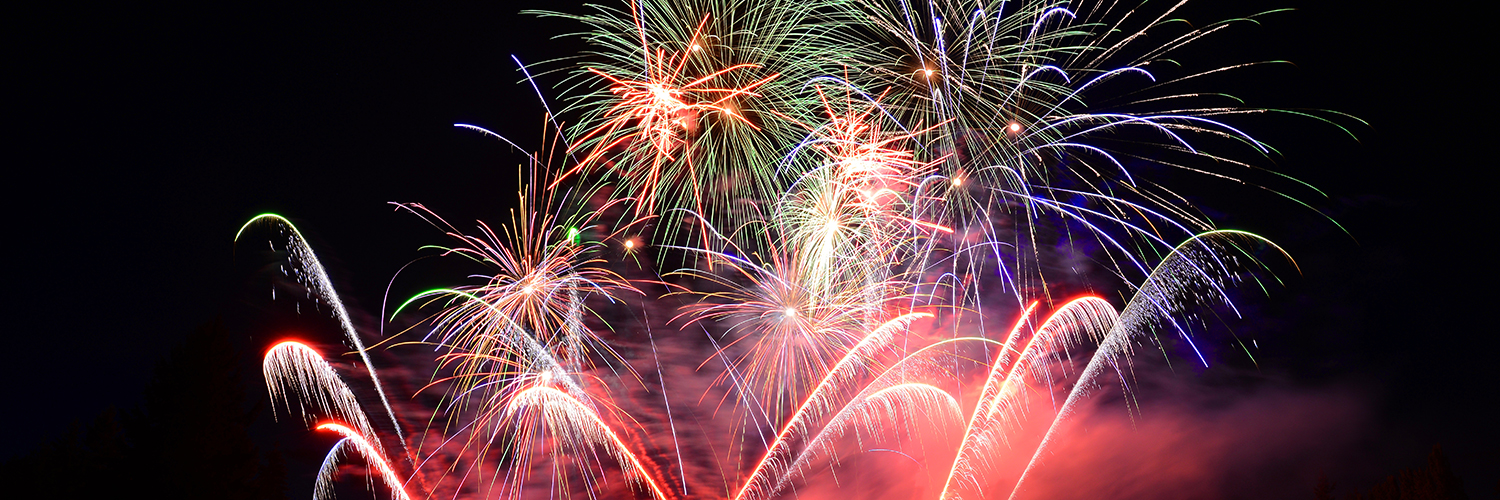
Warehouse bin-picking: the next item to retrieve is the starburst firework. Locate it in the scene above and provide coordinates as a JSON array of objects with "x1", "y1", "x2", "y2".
[{"x1": 236, "y1": 0, "x2": 1349, "y2": 499}]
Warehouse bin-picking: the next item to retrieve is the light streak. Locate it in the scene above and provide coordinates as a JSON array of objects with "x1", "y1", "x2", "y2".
[
  {"x1": 316, "y1": 422, "x2": 411, "y2": 500},
  {"x1": 507, "y1": 385, "x2": 672, "y2": 500},
  {"x1": 246, "y1": 1, "x2": 1338, "y2": 498},
  {"x1": 264, "y1": 340, "x2": 386, "y2": 457}
]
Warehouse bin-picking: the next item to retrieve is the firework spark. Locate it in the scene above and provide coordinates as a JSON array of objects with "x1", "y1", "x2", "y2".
[
  {"x1": 241, "y1": 0, "x2": 1340, "y2": 499},
  {"x1": 317, "y1": 422, "x2": 412, "y2": 500}
]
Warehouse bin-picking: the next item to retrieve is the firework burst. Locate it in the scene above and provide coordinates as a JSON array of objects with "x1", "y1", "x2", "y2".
[{"x1": 238, "y1": 0, "x2": 1345, "y2": 498}]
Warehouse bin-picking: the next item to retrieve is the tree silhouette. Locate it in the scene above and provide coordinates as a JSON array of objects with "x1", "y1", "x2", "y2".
[
  {"x1": 1335, "y1": 444, "x2": 1468, "y2": 500},
  {"x1": 1316, "y1": 472, "x2": 1338, "y2": 500}
]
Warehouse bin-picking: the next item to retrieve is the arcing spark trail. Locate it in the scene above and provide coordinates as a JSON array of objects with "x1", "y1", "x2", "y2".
[{"x1": 238, "y1": 0, "x2": 1345, "y2": 498}]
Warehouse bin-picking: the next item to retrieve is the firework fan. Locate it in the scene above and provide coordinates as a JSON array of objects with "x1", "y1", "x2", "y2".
[{"x1": 236, "y1": 0, "x2": 1349, "y2": 499}]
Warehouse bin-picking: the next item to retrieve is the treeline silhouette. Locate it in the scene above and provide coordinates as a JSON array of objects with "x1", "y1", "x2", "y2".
[
  {"x1": 1314, "y1": 445, "x2": 1477, "y2": 500},
  {"x1": 0, "y1": 320, "x2": 286, "y2": 499}
]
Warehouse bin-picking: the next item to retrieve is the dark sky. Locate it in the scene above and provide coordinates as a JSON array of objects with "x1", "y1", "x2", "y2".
[{"x1": 7, "y1": 0, "x2": 1492, "y2": 497}]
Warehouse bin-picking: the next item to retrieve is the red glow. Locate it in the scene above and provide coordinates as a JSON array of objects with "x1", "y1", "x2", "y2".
[
  {"x1": 316, "y1": 422, "x2": 411, "y2": 500},
  {"x1": 266, "y1": 339, "x2": 313, "y2": 357}
]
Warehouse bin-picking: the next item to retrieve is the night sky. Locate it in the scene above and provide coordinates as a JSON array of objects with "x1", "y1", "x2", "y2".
[{"x1": 7, "y1": 0, "x2": 1493, "y2": 498}]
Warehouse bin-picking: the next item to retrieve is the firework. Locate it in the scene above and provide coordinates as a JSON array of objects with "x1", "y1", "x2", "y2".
[
  {"x1": 317, "y1": 422, "x2": 412, "y2": 500},
  {"x1": 535, "y1": 0, "x2": 818, "y2": 241},
  {"x1": 236, "y1": 214, "x2": 410, "y2": 462},
  {"x1": 238, "y1": 0, "x2": 1340, "y2": 498},
  {"x1": 264, "y1": 340, "x2": 386, "y2": 457}
]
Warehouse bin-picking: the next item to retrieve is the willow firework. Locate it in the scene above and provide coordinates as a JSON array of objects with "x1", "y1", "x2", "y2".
[{"x1": 237, "y1": 0, "x2": 1347, "y2": 498}]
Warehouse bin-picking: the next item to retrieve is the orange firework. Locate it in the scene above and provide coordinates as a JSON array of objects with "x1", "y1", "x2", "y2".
[
  {"x1": 813, "y1": 87, "x2": 940, "y2": 212},
  {"x1": 242, "y1": 0, "x2": 1336, "y2": 496},
  {"x1": 783, "y1": 85, "x2": 954, "y2": 267},
  {"x1": 560, "y1": 2, "x2": 777, "y2": 215}
]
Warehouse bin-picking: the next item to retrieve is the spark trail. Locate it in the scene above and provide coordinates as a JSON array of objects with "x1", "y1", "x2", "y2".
[{"x1": 241, "y1": 0, "x2": 1343, "y2": 498}]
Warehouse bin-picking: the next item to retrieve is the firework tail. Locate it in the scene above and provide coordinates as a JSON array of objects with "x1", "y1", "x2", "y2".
[
  {"x1": 264, "y1": 340, "x2": 387, "y2": 457},
  {"x1": 237, "y1": 214, "x2": 411, "y2": 463},
  {"x1": 314, "y1": 437, "x2": 351, "y2": 500},
  {"x1": 1007, "y1": 231, "x2": 1293, "y2": 499},
  {"x1": 940, "y1": 296, "x2": 1117, "y2": 499},
  {"x1": 505, "y1": 385, "x2": 673, "y2": 500},
  {"x1": 317, "y1": 422, "x2": 413, "y2": 500},
  {"x1": 733, "y1": 311, "x2": 931, "y2": 500},
  {"x1": 772, "y1": 337, "x2": 1006, "y2": 496}
]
